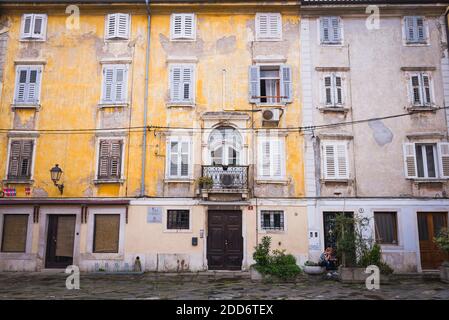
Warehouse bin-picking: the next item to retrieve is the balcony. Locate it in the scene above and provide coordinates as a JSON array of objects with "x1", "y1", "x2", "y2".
[{"x1": 200, "y1": 165, "x2": 249, "y2": 199}]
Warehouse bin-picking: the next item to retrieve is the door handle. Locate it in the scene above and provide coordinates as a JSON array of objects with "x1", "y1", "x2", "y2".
[{"x1": 225, "y1": 240, "x2": 228, "y2": 246}]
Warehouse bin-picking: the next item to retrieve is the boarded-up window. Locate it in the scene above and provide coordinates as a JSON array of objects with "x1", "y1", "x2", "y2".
[
  {"x1": 93, "y1": 214, "x2": 120, "y2": 253},
  {"x1": 167, "y1": 210, "x2": 190, "y2": 229},
  {"x1": 1, "y1": 214, "x2": 28, "y2": 252},
  {"x1": 7, "y1": 140, "x2": 34, "y2": 180},
  {"x1": 374, "y1": 212, "x2": 398, "y2": 245}
]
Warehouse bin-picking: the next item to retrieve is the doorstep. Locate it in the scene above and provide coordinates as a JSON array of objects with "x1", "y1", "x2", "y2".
[{"x1": 391, "y1": 271, "x2": 440, "y2": 281}]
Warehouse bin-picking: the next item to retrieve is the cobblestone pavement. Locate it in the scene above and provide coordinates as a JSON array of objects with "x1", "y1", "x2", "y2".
[{"x1": 0, "y1": 272, "x2": 448, "y2": 300}]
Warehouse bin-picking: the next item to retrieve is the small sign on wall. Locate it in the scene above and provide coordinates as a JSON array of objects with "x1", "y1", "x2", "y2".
[
  {"x1": 308, "y1": 229, "x2": 320, "y2": 250},
  {"x1": 147, "y1": 207, "x2": 162, "y2": 223}
]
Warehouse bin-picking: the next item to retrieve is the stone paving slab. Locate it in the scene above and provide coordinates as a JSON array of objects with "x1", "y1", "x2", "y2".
[{"x1": 0, "y1": 272, "x2": 448, "y2": 300}]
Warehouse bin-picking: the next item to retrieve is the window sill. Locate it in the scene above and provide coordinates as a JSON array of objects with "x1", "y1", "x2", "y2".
[
  {"x1": 2, "y1": 179, "x2": 34, "y2": 185},
  {"x1": 407, "y1": 106, "x2": 438, "y2": 113},
  {"x1": 255, "y1": 38, "x2": 282, "y2": 42},
  {"x1": 321, "y1": 179, "x2": 353, "y2": 184},
  {"x1": 255, "y1": 103, "x2": 286, "y2": 108},
  {"x1": 11, "y1": 104, "x2": 41, "y2": 111},
  {"x1": 256, "y1": 179, "x2": 288, "y2": 185},
  {"x1": 19, "y1": 38, "x2": 46, "y2": 42},
  {"x1": 164, "y1": 178, "x2": 194, "y2": 184},
  {"x1": 259, "y1": 229, "x2": 285, "y2": 234},
  {"x1": 166, "y1": 102, "x2": 196, "y2": 108},
  {"x1": 98, "y1": 103, "x2": 129, "y2": 109},
  {"x1": 409, "y1": 178, "x2": 447, "y2": 184},
  {"x1": 93, "y1": 179, "x2": 125, "y2": 185},
  {"x1": 320, "y1": 42, "x2": 343, "y2": 46},
  {"x1": 404, "y1": 42, "x2": 429, "y2": 47},
  {"x1": 104, "y1": 38, "x2": 130, "y2": 43},
  {"x1": 163, "y1": 229, "x2": 193, "y2": 233},
  {"x1": 318, "y1": 106, "x2": 350, "y2": 113},
  {"x1": 0, "y1": 252, "x2": 35, "y2": 260},
  {"x1": 170, "y1": 38, "x2": 196, "y2": 42}
]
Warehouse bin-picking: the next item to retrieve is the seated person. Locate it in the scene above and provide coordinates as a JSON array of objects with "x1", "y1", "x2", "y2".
[{"x1": 319, "y1": 247, "x2": 337, "y2": 271}]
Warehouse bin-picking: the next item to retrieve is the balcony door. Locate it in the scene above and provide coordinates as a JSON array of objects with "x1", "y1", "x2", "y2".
[{"x1": 208, "y1": 126, "x2": 243, "y2": 166}]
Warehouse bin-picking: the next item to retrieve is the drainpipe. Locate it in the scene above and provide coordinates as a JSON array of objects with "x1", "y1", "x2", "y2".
[{"x1": 140, "y1": 0, "x2": 151, "y2": 197}]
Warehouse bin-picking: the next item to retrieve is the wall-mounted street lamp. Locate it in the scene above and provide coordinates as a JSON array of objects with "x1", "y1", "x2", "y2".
[{"x1": 50, "y1": 164, "x2": 64, "y2": 195}]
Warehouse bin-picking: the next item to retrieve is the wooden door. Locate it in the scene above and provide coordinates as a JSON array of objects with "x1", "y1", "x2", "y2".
[
  {"x1": 207, "y1": 210, "x2": 243, "y2": 270},
  {"x1": 45, "y1": 215, "x2": 76, "y2": 268},
  {"x1": 418, "y1": 212, "x2": 448, "y2": 270}
]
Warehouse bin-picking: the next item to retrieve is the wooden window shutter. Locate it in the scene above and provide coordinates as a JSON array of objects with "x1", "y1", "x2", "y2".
[
  {"x1": 93, "y1": 214, "x2": 120, "y2": 253},
  {"x1": 1, "y1": 215, "x2": 28, "y2": 253},
  {"x1": 8, "y1": 141, "x2": 22, "y2": 179},
  {"x1": 102, "y1": 66, "x2": 114, "y2": 102},
  {"x1": 257, "y1": 14, "x2": 269, "y2": 38},
  {"x1": 272, "y1": 139, "x2": 284, "y2": 177},
  {"x1": 403, "y1": 143, "x2": 417, "y2": 178},
  {"x1": 268, "y1": 14, "x2": 281, "y2": 39},
  {"x1": 324, "y1": 75, "x2": 332, "y2": 105},
  {"x1": 106, "y1": 14, "x2": 117, "y2": 39},
  {"x1": 323, "y1": 143, "x2": 336, "y2": 179},
  {"x1": 405, "y1": 16, "x2": 415, "y2": 42},
  {"x1": 8, "y1": 140, "x2": 33, "y2": 180},
  {"x1": 27, "y1": 68, "x2": 39, "y2": 103},
  {"x1": 169, "y1": 139, "x2": 179, "y2": 177},
  {"x1": 416, "y1": 17, "x2": 425, "y2": 41},
  {"x1": 15, "y1": 68, "x2": 28, "y2": 103},
  {"x1": 180, "y1": 140, "x2": 190, "y2": 177},
  {"x1": 117, "y1": 14, "x2": 130, "y2": 39},
  {"x1": 21, "y1": 14, "x2": 33, "y2": 38},
  {"x1": 98, "y1": 140, "x2": 111, "y2": 178},
  {"x1": 114, "y1": 66, "x2": 128, "y2": 103},
  {"x1": 182, "y1": 66, "x2": 193, "y2": 102},
  {"x1": 183, "y1": 14, "x2": 194, "y2": 39},
  {"x1": 422, "y1": 74, "x2": 431, "y2": 105},
  {"x1": 20, "y1": 140, "x2": 33, "y2": 178},
  {"x1": 110, "y1": 140, "x2": 122, "y2": 178},
  {"x1": 280, "y1": 65, "x2": 292, "y2": 103},
  {"x1": 336, "y1": 143, "x2": 348, "y2": 178},
  {"x1": 410, "y1": 75, "x2": 421, "y2": 105},
  {"x1": 33, "y1": 14, "x2": 46, "y2": 39},
  {"x1": 170, "y1": 66, "x2": 181, "y2": 102},
  {"x1": 334, "y1": 75, "x2": 343, "y2": 105},
  {"x1": 320, "y1": 17, "x2": 330, "y2": 43},
  {"x1": 331, "y1": 17, "x2": 340, "y2": 43},
  {"x1": 249, "y1": 66, "x2": 260, "y2": 103},
  {"x1": 262, "y1": 140, "x2": 271, "y2": 176},
  {"x1": 172, "y1": 14, "x2": 183, "y2": 38},
  {"x1": 438, "y1": 143, "x2": 449, "y2": 178}
]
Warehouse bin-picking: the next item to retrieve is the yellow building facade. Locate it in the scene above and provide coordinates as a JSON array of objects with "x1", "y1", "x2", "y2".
[{"x1": 0, "y1": 1, "x2": 307, "y2": 272}]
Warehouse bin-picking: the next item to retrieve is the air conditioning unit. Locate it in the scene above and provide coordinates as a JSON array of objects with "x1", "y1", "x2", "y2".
[{"x1": 262, "y1": 108, "x2": 281, "y2": 122}]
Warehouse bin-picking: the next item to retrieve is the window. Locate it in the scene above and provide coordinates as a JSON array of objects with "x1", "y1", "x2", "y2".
[
  {"x1": 255, "y1": 13, "x2": 282, "y2": 40},
  {"x1": 208, "y1": 126, "x2": 243, "y2": 166},
  {"x1": 403, "y1": 142, "x2": 449, "y2": 179},
  {"x1": 14, "y1": 65, "x2": 42, "y2": 105},
  {"x1": 258, "y1": 136, "x2": 285, "y2": 179},
  {"x1": 169, "y1": 64, "x2": 194, "y2": 103},
  {"x1": 7, "y1": 140, "x2": 34, "y2": 180},
  {"x1": 249, "y1": 65, "x2": 292, "y2": 104},
  {"x1": 101, "y1": 65, "x2": 128, "y2": 104},
  {"x1": 93, "y1": 214, "x2": 120, "y2": 253},
  {"x1": 166, "y1": 136, "x2": 192, "y2": 179},
  {"x1": 404, "y1": 16, "x2": 427, "y2": 44},
  {"x1": 409, "y1": 73, "x2": 432, "y2": 107},
  {"x1": 322, "y1": 141, "x2": 349, "y2": 180},
  {"x1": 323, "y1": 73, "x2": 344, "y2": 106},
  {"x1": 261, "y1": 210, "x2": 284, "y2": 231},
  {"x1": 167, "y1": 210, "x2": 190, "y2": 230},
  {"x1": 171, "y1": 13, "x2": 195, "y2": 40},
  {"x1": 320, "y1": 16, "x2": 342, "y2": 44},
  {"x1": 97, "y1": 139, "x2": 123, "y2": 180},
  {"x1": 1, "y1": 215, "x2": 28, "y2": 252},
  {"x1": 20, "y1": 14, "x2": 47, "y2": 40},
  {"x1": 105, "y1": 13, "x2": 130, "y2": 40},
  {"x1": 374, "y1": 212, "x2": 398, "y2": 245}
]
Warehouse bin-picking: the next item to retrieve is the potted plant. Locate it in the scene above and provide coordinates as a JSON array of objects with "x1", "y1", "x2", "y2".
[
  {"x1": 336, "y1": 214, "x2": 393, "y2": 284},
  {"x1": 197, "y1": 176, "x2": 213, "y2": 189},
  {"x1": 434, "y1": 228, "x2": 449, "y2": 284},
  {"x1": 303, "y1": 260, "x2": 325, "y2": 275},
  {"x1": 251, "y1": 236, "x2": 302, "y2": 281}
]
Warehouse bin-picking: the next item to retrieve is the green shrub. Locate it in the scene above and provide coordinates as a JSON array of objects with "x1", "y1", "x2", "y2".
[
  {"x1": 434, "y1": 228, "x2": 449, "y2": 256},
  {"x1": 252, "y1": 236, "x2": 301, "y2": 280},
  {"x1": 358, "y1": 243, "x2": 394, "y2": 275}
]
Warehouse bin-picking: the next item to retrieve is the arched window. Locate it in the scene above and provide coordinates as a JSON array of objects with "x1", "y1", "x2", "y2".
[{"x1": 208, "y1": 126, "x2": 243, "y2": 166}]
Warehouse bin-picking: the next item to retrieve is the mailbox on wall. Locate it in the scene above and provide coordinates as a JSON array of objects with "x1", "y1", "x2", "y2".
[{"x1": 192, "y1": 237, "x2": 198, "y2": 246}]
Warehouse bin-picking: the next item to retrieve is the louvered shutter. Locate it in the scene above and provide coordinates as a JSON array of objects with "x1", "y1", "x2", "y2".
[
  {"x1": 180, "y1": 140, "x2": 189, "y2": 177},
  {"x1": 321, "y1": 17, "x2": 330, "y2": 43},
  {"x1": 416, "y1": 17, "x2": 424, "y2": 42},
  {"x1": 249, "y1": 66, "x2": 260, "y2": 103},
  {"x1": 15, "y1": 68, "x2": 28, "y2": 103},
  {"x1": 269, "y1": 14, "x2": 281, "y2": 39},
  {"x1": 272, "y1": 139, "x2": 284, "y2": 177},
  {"x1": 170, "y1": 66, "x2": 181, "y2": 102},
  {"x1": 257, "y1": 14, "x2": 269, "y2": 39},
  {"x1": 438, "y1": 143, "x2": 449, "y2": 178},
  {"x1": 331, "y1": 17, "x2": 340, "y2": 43},
  {"x1": 183, "y1": 14, "x2": 194, "y2": 39},
  {"x1": 336, "y1": 143, "x2": 348, "y2": 178},
  {"x1": 324, "y1": 76, "x2": 332, "y2": 105},
  {"x1": 280, "y1": 65, "x2": 292, "y2": 103},
  {"x1": 405, "y1": 16, "x2": 415, "y2": 42},
  {"x1": 8, "y1": 141, "x2": 22, "y2": 179},
  {"x1": 182, "y1": 66, "x2": 193, "y2": 102},
  {"x1": 106, "y1": 14, "x2": 117, "y2": 39},
  {"x1": 27, "y1": 68, "x2": 39, "y2": 103},
  {"x1": 261, "y1": 140, "x2": 271, "y2": 176},
  {"x1": 22, "y1": 14, "x2": 33, "y2": 38},
  {"x1": 172, "y1": 14, "x2": 183, "y2": 39},
  {"x1": 403, "y1": 143, "x2": 417, "y2": 178},
  {"x1": 20, "y1": 140, "x2": 33, "y2": 178},
  {"x1": 323, "y1": 143, "x2": 336, "y2": 179},
  {"x1": 117, "y1": 14, "x2": 129, "y2": 39},
  {"x1": 335, "y1": 76, "x2": 343, "y2": 105},
  {"x1": 410, "y1": 75, "x2": 421, "y2": 105},
  {"x1": 98, "y1": 140, "x2": 111, "y2": 178},
  {"x1": 114, "y1": 66, "x2": 127, "y2": 102},
  {"x1": 422, "y1": 74, "x2": 431, "y2": 106},
  {"x1": 169, "y1": 140, "x2": 179, "y2": 177},
  {"x1": 110, "y1": 140, "x2": 122, "y2": 178}
]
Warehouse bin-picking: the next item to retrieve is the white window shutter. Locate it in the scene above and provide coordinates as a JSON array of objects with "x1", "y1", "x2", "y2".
[
  {"x1": 172, "y1": 14, "x2": 183, "y2": 39},
  {"x1": 114, "y1": 66, "x2": 127, "y2": 102},
  {"x1": 405, "y1": 16, "x2": 415, "y2": 42},
  {"x1": 103, "y1": 66, "x2": 114, "y2": 102},
  {"x1": 183, "y1": 14, "x2": 194, "y2": 39},
  {"x1": 15, "y1": 67, "x2": 28, "y2": 103},
  {"x1": 106, "y1": 14, "x2": 117, "y2": 39},
  {"x1": 26, "y1": 68, "x2": 40, "y2": 103},
  {"x1": 334, "y1": 76, "x2": 343, "y2": 105},
  {"x1": 117, "y1": 14, "x2": 130, "y2": 39},
  {"x1": 249, "y1": 66, "x2": 260, "y2": 103},
  {"x1": 403, "y1": 143, "x2": 417, "y2": 178},
  {"x1": 33, "y1": 14, "x2": 47, "y2": 39},
  {"x1": 323, "y1": 143, "x2": 336, "y2": 179},
  {"x1": 257, "y1": 14, "x2": 269, "y2": 39},
  {"x1": 182, "y1": 66, "x2": 193, "y2": 102},
  {"x1": 324, "y1": 75, "x2": 332, "y2": 105},
  {"x1": 180, "y1": 140, "x2": 190, "y2": 177},
  {"x1": 280, "y1": 65, "x2": 292, "y2": 103},
  {"x1": 422, "y1": 74, "x2": 431, "y2": 106},
  {"x1": 416, "y1": 17, "x2": 425, "y2": 42},
  {"x1": 336, "y1": 143, "x2": 348, "y2": 178},
  {"x1": 410, "y1": 75, "x2": 421, "y2": 105},
  {"x1": 331, "y1": 17, "x2": 340, "y2": 43},
  {"x1": 438, "y1": 143, "x2": 449, "y2": 178},
  {"x1": 169, "y1": 139, "x2": 179, "y2": 177},
  {"x1": 170, "y1": 66, "x2": 181, "y2": 102},
  {"x1": 21, "y1": 14, "x2": 33, "y2": 38},
  {"x1": 269, "y1": 14, "x2": 281, "y2": 39},
  {"x1": 320, "y1": 17, "x2": 330, "y2": 43},
  {"x1": 262, "y1": 140, "x2": 271, "y2": 176}
]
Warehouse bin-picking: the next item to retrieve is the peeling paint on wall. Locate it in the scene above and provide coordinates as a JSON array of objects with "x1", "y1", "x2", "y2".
[{"x1": 368, "y1": 120, "x2": 393, "y2": 146}]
